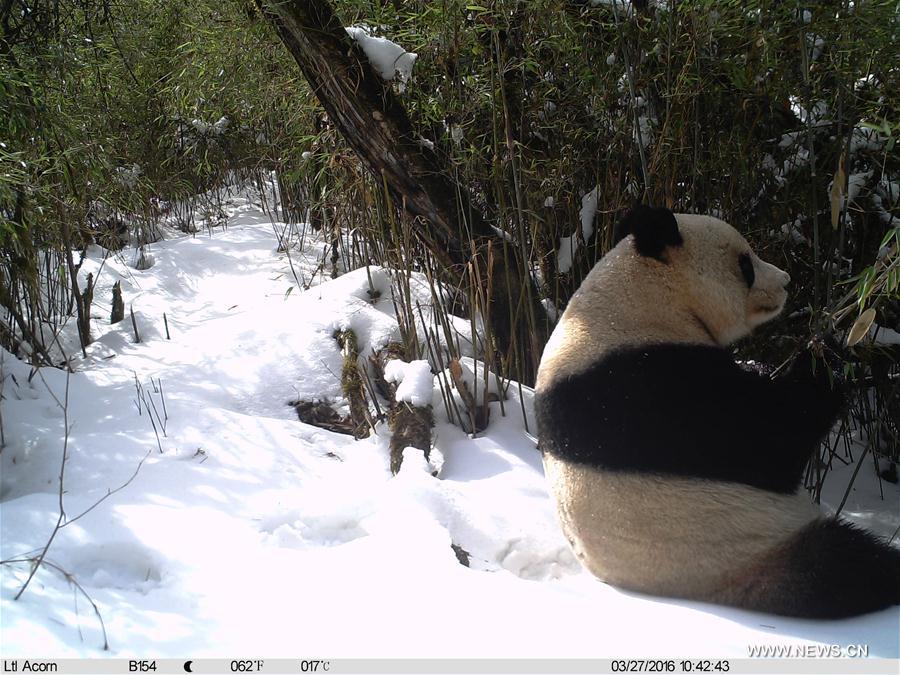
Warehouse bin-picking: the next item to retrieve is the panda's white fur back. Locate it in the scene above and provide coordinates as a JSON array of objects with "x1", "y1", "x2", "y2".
[{"x1": 535, "y1": 206, "x2": 900, "y2": 618}]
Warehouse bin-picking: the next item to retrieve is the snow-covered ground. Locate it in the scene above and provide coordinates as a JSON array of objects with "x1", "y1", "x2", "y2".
[{"x1": 1, "y1": 188, "x2": 898, "y2": 659}]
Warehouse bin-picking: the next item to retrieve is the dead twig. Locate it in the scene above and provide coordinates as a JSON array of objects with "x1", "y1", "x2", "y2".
[
  {"x1": 14, "y1": 371, "x2": 71, "y2": 600},
  {"x1": 2, "y1": 556, "x2": 109, "y2": 650}
]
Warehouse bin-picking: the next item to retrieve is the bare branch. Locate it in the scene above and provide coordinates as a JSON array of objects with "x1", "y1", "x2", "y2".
[{"x1": 14, "y1": 370, "x2": 71, "y2": 600}]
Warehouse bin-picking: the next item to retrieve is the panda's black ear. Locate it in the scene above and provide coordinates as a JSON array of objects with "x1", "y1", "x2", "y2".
[{"x1": 614, "y1": 205, "x2": 683, "y2": 261}]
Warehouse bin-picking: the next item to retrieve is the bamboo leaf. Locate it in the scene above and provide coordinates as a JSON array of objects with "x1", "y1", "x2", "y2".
[
  {"x1": 847, "y1": 307, "x2": 876, "y2": 347},
  {"x1": 879, "y1": 227, "x2": 899, "y2": 249},
  {"x1": 887, "y1": 267, "x2": 899, "y2": 295},
  {"x1": 830, "y1": 153, "x2": 846, "y2": 231},
  {"x1": 856, "y1": 266, "x2": 876, "y2": 307}
]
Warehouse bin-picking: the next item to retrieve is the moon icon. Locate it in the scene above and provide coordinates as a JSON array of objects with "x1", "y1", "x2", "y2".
[{"x1": 184, "y1": 661, "x2": 194, "y2": 673}]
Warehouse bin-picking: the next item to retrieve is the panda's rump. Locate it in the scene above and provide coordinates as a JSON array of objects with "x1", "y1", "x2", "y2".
[{"x1": 542, "y1": 456, "x2": 818, "y2": 600}]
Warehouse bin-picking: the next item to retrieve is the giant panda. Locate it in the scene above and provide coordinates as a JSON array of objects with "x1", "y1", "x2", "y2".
[{"x1": 534, "y1": 205, "x2": 900, "y2": 618}]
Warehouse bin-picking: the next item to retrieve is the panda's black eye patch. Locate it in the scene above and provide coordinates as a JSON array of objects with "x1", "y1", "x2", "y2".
[{"x1": 739, "y1": 253, "x2": 755, "y2": 288}]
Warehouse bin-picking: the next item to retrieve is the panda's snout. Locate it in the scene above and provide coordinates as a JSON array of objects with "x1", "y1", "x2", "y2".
[
  {"x1": 751, "y1": 263, "x2": 791, "y2": 319},
  {"x1": 760, "y1": 261, "x2": 790, "y2": 289}
]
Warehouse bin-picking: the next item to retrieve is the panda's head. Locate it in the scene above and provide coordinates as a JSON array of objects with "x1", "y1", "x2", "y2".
[{"x1": 614, "y1": 206, "x2": 791, "y2": 345}]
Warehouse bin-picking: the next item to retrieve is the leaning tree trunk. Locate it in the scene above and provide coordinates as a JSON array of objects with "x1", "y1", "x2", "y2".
[{"x1": 257, "y1": 0, "x2": 548, "y2": 382}]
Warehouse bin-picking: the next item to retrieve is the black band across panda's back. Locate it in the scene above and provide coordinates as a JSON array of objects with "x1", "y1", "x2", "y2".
[{"x1": 535, "y1": 344, "x2": 841, "y2": 494}]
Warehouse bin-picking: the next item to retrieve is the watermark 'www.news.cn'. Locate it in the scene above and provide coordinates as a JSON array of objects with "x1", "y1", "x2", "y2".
[{"x1": 748, "y1": 644, "x2": 870, "y2": 658}]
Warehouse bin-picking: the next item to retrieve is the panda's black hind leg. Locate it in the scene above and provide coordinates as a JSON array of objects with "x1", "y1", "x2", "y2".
[{"x1": 729, "y1": 518, "x2": 900, "y2": 619}]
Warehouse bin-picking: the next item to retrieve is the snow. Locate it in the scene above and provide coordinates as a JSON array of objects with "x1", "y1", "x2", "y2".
[
  {"x1": 877, "y1": 178, "x2": 899, "y2": 207},
  {"x1": 590, "y1": 0, "x2": 634, "y2": 17},
  {"x1": 557, "y1": 187, "x2": 600, "y2": 274},
  {"x1": 827, "y1": 170, "x2": 872, "y2": 215},
  {"x1": 345, "y1": 26, "x2": 417, "y2": 92},
  {"x1": 762, "y1": 117, "x2": 891, "y2": 217},
  {"x1": 384, "y1": 359, "x2": 434, "y2": 407},
  {"x1": 780, "y1": 219, "x2": 811, "y2": 246},
  {"x1": 873, "y1": 177, "x2": 899, "y2": 225},
  {"x1": 872, "y1": 325, "x2": 900, "y2": 345},
  {"x1": 579, "y1": 186, "x2": 599, "y2": 243},
  {"x1": 808, "y1": 35, "x2": 825, "y2": 62},
  {"x1": 846, "y1": 171, "x2": 871, "y2": 203},
  {"x1": 557, "y1": 234, "x2": 577, "y2": 274},
  {"x1": 789, "y1": 97, "x2": 828, "y2": 125},
  {"x1": 190, "y1": 116, "x2": 228, "y2": 136},
  {"x1": 113, "y1": 164, "x2": 142, "y2": 188},
  {"x1": 634, "y1": 112, "x2": 655, "y2": 150},
  {"x1": 851, "y1": 125, "x2": 884, "y2": 153},
  {"x1": 2, "y1": 185, "x2": 899, "y2": 660}
]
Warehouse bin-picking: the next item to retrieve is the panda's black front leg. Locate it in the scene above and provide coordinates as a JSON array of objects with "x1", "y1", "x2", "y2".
[
  {"x1": 779, "y1": 341, "x2": 845, "y2": 445},
  {"x1": 758, "y1": 345, "x2": 845, "y2": 489}
]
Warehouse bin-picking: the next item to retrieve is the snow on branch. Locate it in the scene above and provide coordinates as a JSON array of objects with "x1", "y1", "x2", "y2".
[{"x1": 345, "y1": 26, "x2": 417, "y2": 92}]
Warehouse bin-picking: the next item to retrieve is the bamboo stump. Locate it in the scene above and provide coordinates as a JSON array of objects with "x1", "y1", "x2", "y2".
[{"x1": 371, "y1": 342, "x2": 434, "y2": 475}]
